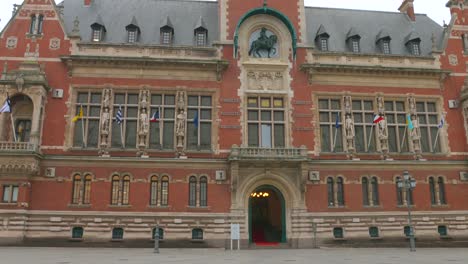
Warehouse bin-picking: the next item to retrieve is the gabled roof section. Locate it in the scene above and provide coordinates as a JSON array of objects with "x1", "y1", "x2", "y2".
[
  {"x1": 127, "y1": 16, "x2": 139, "y2": 28},
  {"x1": 91, "y1": 14, "x2": 106, "y2": 30},
  {"x1": 405, "y1": 31, "x2": 421, "y2": 43},
  {"x1": 194, "y1": 16, "x2": 207, "y2": 31},
  {"x1": 346, "y1": 27, "x2": 361, "y2": 40},
  {"x1": 63, "y1": 0, "x2": 219, "y2": 45},
  {"x1": 161, "y1": 16, "x2": 174, "y2": 29},
  {"x1": 305, "y1": 7, "x2": 444, "y2": 56},
  {"x1": 315, "y1": 24, "x2": 329, "y2": 38},
  {"x1": 376, "y1": 29, "x2": 391, "y2": 42}
]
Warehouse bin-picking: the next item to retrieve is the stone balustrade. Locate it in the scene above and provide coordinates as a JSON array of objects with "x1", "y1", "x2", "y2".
[
  {"x1": 229, "y1": 145, "x2": 308, "y2": 161},
  {"x1": 0, "y1": 141, "x2": 38, "y2": 152}
]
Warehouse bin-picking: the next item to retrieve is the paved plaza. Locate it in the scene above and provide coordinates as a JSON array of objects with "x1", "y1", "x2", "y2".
[{"x1": 0, "y1": 247, "x2": 467, "y2": 264}]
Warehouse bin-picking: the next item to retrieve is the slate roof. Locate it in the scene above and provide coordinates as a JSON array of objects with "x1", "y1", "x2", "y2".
[
  {"x1": 61, "y1": 0, "x2": 444, "y2": 55},
  {"x1": 305, "y1": 7, "x2": 444, "y2": 56},
  {"x1": 62, "y1": 0, "x2": 219, "y2": 45}
]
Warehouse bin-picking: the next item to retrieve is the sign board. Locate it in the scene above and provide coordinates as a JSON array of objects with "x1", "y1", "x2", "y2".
[{"x1": 230, "y1": 223, "x2": 240, "y2": 240}]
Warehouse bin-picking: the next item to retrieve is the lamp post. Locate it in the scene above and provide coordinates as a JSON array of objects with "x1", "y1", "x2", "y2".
[{"x1": 397, "y1": 170, "x2": 417, "y2": 252}]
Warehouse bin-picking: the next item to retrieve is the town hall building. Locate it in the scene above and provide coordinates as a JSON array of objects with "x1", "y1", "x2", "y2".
[{"x1": 0, "y1": 0, "x2": 467, "y2": 248}]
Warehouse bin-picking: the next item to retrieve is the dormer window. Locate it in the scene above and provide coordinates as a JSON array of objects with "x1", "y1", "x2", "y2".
[
  {"x1": 160, "y1": 26, "x2": 174, "y2": 45},
  {"x1": 126, "y1": 25, "x2": 140, "y2": 43},
  {"x1": 351, "y1": 38, "x2": 360, "y2": 53},
  {"x1": 346, "y1": 28, "x2": 361, "y2": 53},
  {"x1": 405, "y1": 32, "x2": 421, "y2": 56},
  {"x1": 195, "y1": 28, "x2": 207, "y2": 47},
  {"x1": 410, "y1": 41, "x2": 420, "y2": 55},
  {"x1": 377, "y1": 38, "x2": 391, "y2": 55},
  {"x1": 91, "y1": 23, "x2": 105, "y2": 42},
  {"x1": 315, "y1": 25, "x2": 330, "y2": 52}
]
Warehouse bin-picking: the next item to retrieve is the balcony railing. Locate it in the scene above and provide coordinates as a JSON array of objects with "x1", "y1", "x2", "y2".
[
  {"x1": 0, "y1": 141, "x2": 38, "y2": 152},
  {"x1": 229, "y1": 145, "x2": 308, "y2": 161}
]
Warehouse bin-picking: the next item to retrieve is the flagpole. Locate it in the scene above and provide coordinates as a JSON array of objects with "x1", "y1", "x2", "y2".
[
  {"x1": 367, "y1": 124, "x2": 374, "y2": 152},
  {"x1": 10, "y1": 112, "x2": 17, "y2": 142},
  {"x1": 432, "y1": 129, "x2": 441, "y2": 153},
  {"x1": 158, "y1": 106, "x2": 162, "y2": 148},
  {"x1": 332, "y1": 126, "x2": 338, "y2": 152},
  {"x1": 120, "y1": 123, "x2": 125, "y2": 149},
  {"x1": 400, "y1": 127, "x2": 407, "y2": 151},
  {"x1": 81, "y1": 110, "x2": 86, "y2": 148}
]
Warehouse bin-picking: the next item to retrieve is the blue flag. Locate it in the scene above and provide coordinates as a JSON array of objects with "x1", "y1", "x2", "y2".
[
  {"x1": 335, "y1": 112, "x2": 341, "y2": 129},
  {"x1": 193, "y1": 111, "x2": 199, "y2": 128},
  {"x1": 115, "y1": 105, "x2": 123, "y2": 124}
]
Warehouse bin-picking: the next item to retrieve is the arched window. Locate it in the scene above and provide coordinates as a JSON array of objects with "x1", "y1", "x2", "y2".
[
  {"x1": 37, "y1": 15, "x2": 44, "y2": 34},
  {"x1": 72, "y1": 175, "x2": 82, "y2": 204},
  {"x1": 327, "y1": 177, "x2": 334, "y2": 206},
  {"x1": 150, "y1": 176, "x2": 158, "y2": 205},
  {"x1": 396, "y1": 177, "x2": 403, "y2": 206},
  {"x1": 189, "y1": 176, "x2": 197, "y2": 206},
  {"x1": 192, "y1": 228, "x2": 203, "y2": 240},
  {"x1": 122, "y1": 175, "x2": 130, "y2": 205},
  {"x1": 83, "y1": 175, "x2": 92, "y2": 204},
  {"x1": 112, "y1": 227, "x2": 124, "y2": 240},
  {"x1": 371, "y1": 177, "x2": 379, "y2": 205},
  {"x1": 111, "y1": 175, "x2": 120, "y2": 205},
  {"x1": 337, "y1": 177, "x2": 345, "y2": 206},
  {"x1": 362, "y1": 177, "x2": 369, "y2": 206},
  {"x1": 438, "y1": 177, "x2": 446, "y2": 205},
  {"x1": 429, "y1": 177, "x2": 436, "y2": 205},
  {"x1": 160, "y1": 176, "x2": 169, "y2": 206},
  {"x1": 199, "y1": 176, "x2": 207, "y2": 207},
  {"x1": 29, "y1": 15, "x2": 36, "y2": 34},
  {"x1": 72, "y1": 227, "x2": 84, "y2": 239}
]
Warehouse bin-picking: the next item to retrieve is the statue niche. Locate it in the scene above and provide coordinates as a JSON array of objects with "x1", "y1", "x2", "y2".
[{"x1": 248, "y1": 27, "x2": 278, "y2": 58}]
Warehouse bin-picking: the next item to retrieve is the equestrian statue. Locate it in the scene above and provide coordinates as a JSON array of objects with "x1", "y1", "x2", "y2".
[{"x1": 248, "y1": 27, "x2": 278, "y2": 58}]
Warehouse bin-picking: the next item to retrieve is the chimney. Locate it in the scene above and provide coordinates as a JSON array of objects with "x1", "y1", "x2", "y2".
[
  {"x1": 84, "y1": 0, "x2": 92, "y2": 6},
  {"x1": 399, "y1": 0, "x2": 415, "y2": 21}
]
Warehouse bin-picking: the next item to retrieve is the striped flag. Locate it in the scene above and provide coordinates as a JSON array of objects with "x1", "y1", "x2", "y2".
[
  {"x1": 115, "y1": 105, "x2": 123, "y2": 124},
  {"x1": 0, "y1": 95, "x2": 11, "y2": 113},
  {"x1": 373, "y1": 114, "x2": 384, "y2": 124}
]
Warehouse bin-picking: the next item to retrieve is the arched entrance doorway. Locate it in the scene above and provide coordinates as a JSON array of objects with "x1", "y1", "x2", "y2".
[{"x1": 249, "y1": 185, "x2": 286, "y2": 244}]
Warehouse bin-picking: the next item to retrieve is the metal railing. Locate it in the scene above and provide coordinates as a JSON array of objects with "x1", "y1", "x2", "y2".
[
  {"x1": 229, "y1": 145, "x2": 308, "y2": 161},
  {"x1": 0, "y1": 141, "x2": 38, "y2": 152}
]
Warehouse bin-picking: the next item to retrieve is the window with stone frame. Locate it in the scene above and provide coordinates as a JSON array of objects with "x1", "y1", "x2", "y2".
[
  {"x1": 149, "y1": 175, "x2": 169, "y2": 206},
  {"x1": 2, "y1": 185, "x2": 19, "y2": 203},
  {"x1": 429, "y1": 176, "x2": 447, "y2": 205},
  {"x1": 352, "y1": 99, "x2": 375, "y2": 152},
  {"x1": 149, "y1": 94, "x2": 176, "y2": 150},
  {"x1": 319, "y1": 99, "x2": 343, "y2": 152},
  {"x1": 247, "y1": 96, "x2": 285, "y2": 148},
  {"x1": 71, "y1": 174, "x2": 92, "y2": 205},
  {"x1": 384, "y1": 100, "x2": 409, "y2": 153},
  {"x1": 111, "y1": 93, "x2": 139, "y2": 149},
  {"x1": 73, "y1": 92, "x2": 101, "y2": 148},
  {"x1": 416, "y1": 101, "x2": 441, "y2": 153},
  {"x1": 187, "y1": 95, "x2": 212, "y2": 150},
  {"x1": 110, "y1": 175, "x2": 130, "y2": 206},
  {"x1": 188, "y1": 176, "x2": 208, "y2": 207},
  {"x1": 327, "y1": 176, "x2": 345, "y2": 207},
  {"x1": 362, "y1": 176, "x2": 379, "y2": 206}
]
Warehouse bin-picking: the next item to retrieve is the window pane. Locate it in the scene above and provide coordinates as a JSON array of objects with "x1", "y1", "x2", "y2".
[
  {"x1": 201, "y1": 96, "x2": 212, "y2": 106},
  {"x1": 261, "y1": 111, "x2": 271, "y2": 121},
  {"x1": 362, "y1": 178, "x2": 369, "y2": 206},
  {"x1": 248, "y1": 111, "x2": 258, "y2": 121},
  {"x1": 248, "y1": 124, "x2": 259, "y2": 147},
  {"x1": 126, "y1": 121, "x2": 137, "y2": 148},
  {"x1": 261, "y1": 124, "x2": 272, "y2": 148},
  {"x1": 200, "y1": 123, "x2": 211, "y2": 150},
  {"x1": 274, "y1": 124, "x2": 285, "y2": 147},
  {"x1": 87, "y1": 120, "x2": 99, "y2": 148},
  {"x1": 200, "y1": 177, "x2": 207, "y2": 207},
  {"x1": 189, "y1": 177, "x2": 197, "y2": 206},
  {"x1": 320, "y1": 125, "x2": 331, "y2": 152},
  {"x1": 161, "y1": 178, "x2": 169, "y2": 206},
  {"x1": 163, "y1": 121, "x2": 174, "y2": 149},
  {"x1": 3, "y1": 186, "x2": 11, "y2": 202}
]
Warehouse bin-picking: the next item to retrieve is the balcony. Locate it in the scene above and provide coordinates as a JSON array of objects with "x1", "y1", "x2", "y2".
[
  {"x1": 229, "y1": 145, "x2": 308, "y2": 161},
  {"x1": 0, "y1": 141, "x2": 38, "y2": 153}
]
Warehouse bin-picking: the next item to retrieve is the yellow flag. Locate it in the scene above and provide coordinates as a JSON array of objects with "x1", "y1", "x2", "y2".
[{"x1": 72, "y1": 106, "x2": 83, "y2": 122}]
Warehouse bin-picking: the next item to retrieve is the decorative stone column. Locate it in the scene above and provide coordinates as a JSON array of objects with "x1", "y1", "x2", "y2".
[
  {"x1": 343, "y1": 95, "x2": 356, "y2": 159},
  {"x1": 137, "y1": 90, "x2": 150, "y2": 158},
  {"x1": 175, "y1": 91, "x2": 187, "y2": 158},
  {"x1": 99, "y1": 88, "x2": 111, "y2": 157}
]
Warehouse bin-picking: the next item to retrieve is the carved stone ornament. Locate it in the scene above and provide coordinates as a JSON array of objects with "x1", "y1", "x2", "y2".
[
  {"x1": 99, "y1": 89, "x2": 112, "y2": 157},
  {"x1": 175, "y1": 91, "x2": 187, "y2": 157},
  {"x1": 449, "y1": 54, "x2": 459, "y2": 66},
  {"x1": 247, "y1": 71, "x2": 283, "y2": 91},
  {"x1": 407, "y1": 96, "x2": 417, "y2": 115},
  {"x1": 342, "y1": 96, "x2": 355, "y2": 158},
  {"x1": 6, "y1": 36, "x2": 18, "y2": 49},
  {"x1": 49, "y1": 38, "x2": 61, "y2": 50},
  {"x1": 248, "y1": 27, "x2": 279, "y2": 58},
  {"x1": 137, "y1": 90, "x2": 150, "y2": 157},
  {"x1": 0, "y1": 158, "x2": 40, "y2": 175}
]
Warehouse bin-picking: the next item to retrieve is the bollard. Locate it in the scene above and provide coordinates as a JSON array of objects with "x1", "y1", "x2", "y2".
[{"x1": 154, "y1": 226, "x2": 160, "y2": 254}]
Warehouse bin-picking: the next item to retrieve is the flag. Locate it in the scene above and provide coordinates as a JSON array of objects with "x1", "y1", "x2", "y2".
[
  {"x1": 115, "y1": 105, "x2": 123, "y2": 124},
  {"x1": 0, "y1": 95, "x2": 11, "y2": 113},
  {"x1": 438, "y1": 116, "x2": 445, "y2": 129},
  {"x1": 406, "y1": 114, "x2": 414, "y2": 130},
  {"x1": 335, "y1": 112, "x2": 341, "y2": 128},
  {"x1": 72, "y1": 105, "x2": 83, "y2": 122},
  {"x1": 193, "y1": 111, "x2": 199, "y2": 128},
  {"x1": 373, "y1": 114, "x2": 384, "y2": 124},
  {"x1": 150, "y1": 109, "x2": 160, "y2": 123}
]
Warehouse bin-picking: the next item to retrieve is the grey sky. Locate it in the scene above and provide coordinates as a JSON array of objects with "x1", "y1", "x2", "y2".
[{"x1": 0, "y1": 0, "x2": 451, "y2": 32}]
